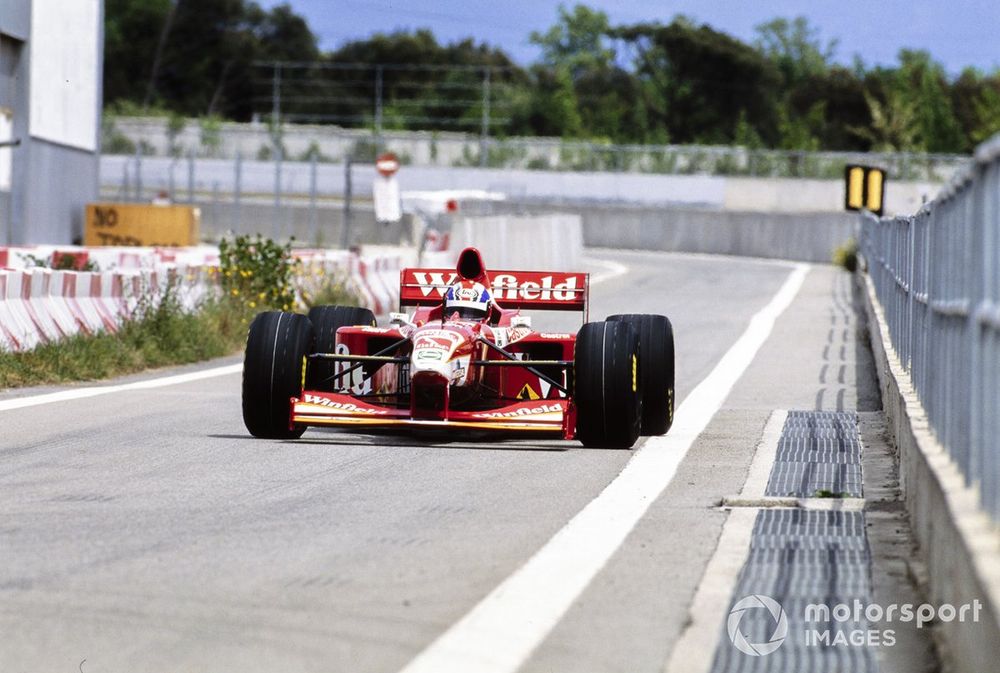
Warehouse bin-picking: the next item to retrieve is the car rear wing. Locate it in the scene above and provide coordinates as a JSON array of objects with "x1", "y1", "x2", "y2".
[{"x1": 399, "y1": 268, "x2": 589, "y2": 315}]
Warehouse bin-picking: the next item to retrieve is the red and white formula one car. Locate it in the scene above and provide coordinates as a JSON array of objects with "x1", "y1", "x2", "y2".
[{"x1": 242, "y1": 247, "x2": 674, "y2": 448}]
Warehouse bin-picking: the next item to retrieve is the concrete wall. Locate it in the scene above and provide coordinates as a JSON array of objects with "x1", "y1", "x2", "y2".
[
  {"x1": 464, "y1": 200, "x2": 855, "y2": 264},
  {"x1": 0, "y1": 1, "x2": 31, "y2": 38},
  {"x1": 0, "y1": 0, "x2": 102, "y2": 245},
  {"x1": 723, "y1": 176, "x2": 937, "y2": 217},
  {"x1": 858, "y1": 268, "x2": 1000, "y2": 673},
  {"x1": 0, "y1": 29, "x2": 27, "y2": 245},
  {"x1": 194, "y1": 198, "x2": 411, "y2": 249},
  {"x1": 20, "y1": 140, "x2": 100, "y2": 243},
  {"x1": 447, "y1": 214, "x2": 584, "y2": 271},
  {"x1": 580, "y1": 208, "x2": 855, "y2": 263}
]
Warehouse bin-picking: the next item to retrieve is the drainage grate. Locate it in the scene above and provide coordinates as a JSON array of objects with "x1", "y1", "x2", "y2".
[
  {"x1": 765, "y1": 411, "x2": 863, "y2": 498},
  {"x1": 708, "y1": 509, "x2": 878, "y2": 673}
]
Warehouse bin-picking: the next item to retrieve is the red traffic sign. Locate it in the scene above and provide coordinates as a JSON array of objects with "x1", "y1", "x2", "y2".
[{"x1": 375, "y1": 153, "x2": 400, "y2": 177}]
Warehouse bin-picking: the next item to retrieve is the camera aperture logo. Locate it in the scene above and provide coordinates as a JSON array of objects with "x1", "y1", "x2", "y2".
[
  {"x1": 727, "y1": 595, "x2": 983, "y2": 654},
  {"x1": 727, "y1": 594, "x2": 788, "y2": 656}
]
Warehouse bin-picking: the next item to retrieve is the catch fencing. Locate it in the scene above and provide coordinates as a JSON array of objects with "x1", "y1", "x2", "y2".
[
  {"x1": 106, "y1": 114, "x2": 969, "y2": 181},
  {"x1": 860, "y1": 135, "x2": 1000, "y2": 520}
]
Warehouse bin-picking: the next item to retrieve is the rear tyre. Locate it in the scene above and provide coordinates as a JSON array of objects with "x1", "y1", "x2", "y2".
[
  {"x1": 306, "y1": 305, "x2": 376, "y2": 391},
  {"x1": 242, "y1": 311, "x2": 314, "y2": 439},
  {"x1": 574, "y1": 320, "x2": 642, "y2": 448},
  {"x1": 607, "y1": 314, "x2": 675, "y2": 435}
]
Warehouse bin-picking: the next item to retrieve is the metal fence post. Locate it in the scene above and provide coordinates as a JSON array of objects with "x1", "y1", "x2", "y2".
[
  {"x1": 273, "y1": 138, "x2": 283, "y2": 241},
  {"x1": 134, "y1": 147, "x2": 143, "y2": 201},
  {"x1": 168, "y1": 156, "x2": 177, "y2": 201},
  {"x1": 272, "y1": 61, "x2": 283, "y2": 241},
  {"x1": 121, "y1": 161, "x2": 130, "y2": 201},
  {"x1": 309, "y1": 152, "x2": 318, "y2": 245},
  {"x1": 211, "y1": 181, "x2": 220, "y2": 235},
  {"x1": 187, "y1": 150, "x2": 195, "y2": 204},
  {"x1": 374, "y1": 65, "x2": 384, "y2": 154},
  {"x1": 341, "y1": 155, "x2": 353, "y2": 249},
  {"x1": 233, "y1": 152, "x2": 243, "y2": 234},
  {"x1": 480, "y1": 67, "x2": 490, "y2": 168}
]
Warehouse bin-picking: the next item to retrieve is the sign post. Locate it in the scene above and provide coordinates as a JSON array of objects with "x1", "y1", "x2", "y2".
[{"x1": 373, "y1": 153, "x2": 402, "y2": 224}]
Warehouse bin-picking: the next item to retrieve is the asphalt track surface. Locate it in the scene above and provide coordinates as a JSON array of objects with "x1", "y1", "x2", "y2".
[{"x1": 1, "y1": 249, "x2": 801, "y2": 673}]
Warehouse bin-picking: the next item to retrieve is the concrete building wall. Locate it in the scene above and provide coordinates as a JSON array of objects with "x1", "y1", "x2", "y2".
[
  {"x1": 0, "y1": 0, "x2": 102, "y2": 245},
  {"x1": 0, "y1": 2, "x2": 31, "y2": 38}
]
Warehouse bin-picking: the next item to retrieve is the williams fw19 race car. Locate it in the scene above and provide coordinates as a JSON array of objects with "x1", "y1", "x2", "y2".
[{"x1": 242, "y1": 247, "x2": 674, "y2": 448}]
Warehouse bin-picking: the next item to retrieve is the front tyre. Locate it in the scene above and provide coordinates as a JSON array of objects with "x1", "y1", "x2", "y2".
[
  {"x1": 242, "y1": 311, "x2": 314, "y2": 439},
  {"x1": 306, "y1": 305, "x2": 376, "y2": 392},
  {"x1": 574, "y1": 320, "x2": 642, "y2": 448},
  {"x1": 607, "y1": 314, "x2": 675, "y2": 435}
]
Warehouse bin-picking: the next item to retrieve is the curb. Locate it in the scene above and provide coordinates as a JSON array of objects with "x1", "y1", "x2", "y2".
[{"x1": 857, "y1": 268, "x2": 1000, "y2": 673}]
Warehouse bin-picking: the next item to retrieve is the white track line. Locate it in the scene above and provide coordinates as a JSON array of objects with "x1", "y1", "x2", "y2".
[
  {"x1": 583, "y1": 257, "x2": 629, "y2": 286},
  {"x1": 586, "y1": 247, "x2": 802, "y2": 270},
  {"x1": 663, "y1": 409, "x2": 787, "y2": 673},
  {"x1": 0, "y1": 363, "x2": 242, "y2": 412},
  {"x1": 740, "y1": 409, "x2": 788, "y2": 498},
  {"x1": 663, "y1": 508, "x2": 758, "y2": 673},
  {"x1": 398, "y1": 264, "x2": 811, "y2": 673}
]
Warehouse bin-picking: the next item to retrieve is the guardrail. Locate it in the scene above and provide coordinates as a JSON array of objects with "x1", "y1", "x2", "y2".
[{"x1": 860, "y1": 135, "x2": 1000, "y2": 520}]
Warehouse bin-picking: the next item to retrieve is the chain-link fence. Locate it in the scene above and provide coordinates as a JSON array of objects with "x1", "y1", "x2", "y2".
[
  {"x1": 860, "y1": 135, "x2": 1000, "y2": 520},
  {"x1": 104, "y1": 114, "x2": 971, "y2": 182},
  {"x1": 99, "y1": 141, "x2": 961, "y2": 250},
  {"x1": 100, "y1": 152, "x2": 417, "y2": 248}
]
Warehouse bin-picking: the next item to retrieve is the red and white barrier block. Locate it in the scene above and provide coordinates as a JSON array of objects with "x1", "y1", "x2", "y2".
[{"x1": 0, "y1": 246, "x2": 407, "y2": 353}]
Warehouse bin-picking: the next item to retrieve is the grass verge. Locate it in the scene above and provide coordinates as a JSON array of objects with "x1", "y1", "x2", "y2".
[
  {"x1": 0, "y1": 235, "x2": 361, "y2": 389},
  {"x1": 0, "y1": 296, "x2": 250, "y2": 389}
]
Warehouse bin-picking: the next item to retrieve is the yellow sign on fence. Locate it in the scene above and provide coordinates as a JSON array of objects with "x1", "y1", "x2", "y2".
[
  {"x1": 85, "y1": 203, "x2": 200, "y2": 246},
  {"x1": 844, "y1": 165, "x2": 886, "y2": 216}
]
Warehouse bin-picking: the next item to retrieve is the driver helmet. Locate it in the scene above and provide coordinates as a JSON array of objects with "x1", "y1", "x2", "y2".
[{"x1": 444, "y1": 280, "x2": 491, "y2": 320}]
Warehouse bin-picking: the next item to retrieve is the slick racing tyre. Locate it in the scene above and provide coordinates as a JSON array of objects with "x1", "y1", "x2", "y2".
[
  {"x1": 242, "y1": 311, "x2": 314, "y2": 439},
  {"x1": 306, "y1": 305, "x2": 377, "y2": 392},
  {"x1": 574, "y1": 320, "x2": 642, "y2": 449},
  {"x1": 607, "y1": 314, "x2": 675, "y2": 435}
]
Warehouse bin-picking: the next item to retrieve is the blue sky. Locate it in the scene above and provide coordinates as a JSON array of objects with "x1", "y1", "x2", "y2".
[{"x1": 259, "y1": 0, "x2": 1000, "y2": 75}]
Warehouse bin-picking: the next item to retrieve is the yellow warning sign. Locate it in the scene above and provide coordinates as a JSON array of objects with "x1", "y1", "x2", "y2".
[
  {"x1": 517, "y1": 384, "x2": 541, "y2": 401},
  {"x1": 844, "y1": 165, "x2": 886, "y2": 216}
]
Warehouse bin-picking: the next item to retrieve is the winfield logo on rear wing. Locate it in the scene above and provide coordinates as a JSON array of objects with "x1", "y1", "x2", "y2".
[{"x1": 400, "y1": 269, "x2": 588, "y2": 312}]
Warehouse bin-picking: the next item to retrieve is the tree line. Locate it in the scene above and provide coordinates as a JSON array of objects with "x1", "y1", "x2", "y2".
[{"x1": 105, "y1": 1, "x2": 1000, "y2": 154}]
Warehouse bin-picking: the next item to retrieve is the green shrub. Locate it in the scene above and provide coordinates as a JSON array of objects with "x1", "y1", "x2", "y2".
[
  {"x1": 833, "y1": 238, "x2": 859, "y2": 272},
  {"x1": 0, "y1": 282, "x2": 246, "y2": 388},
  {"x1": 199, "y1": 115, "x2": 224, "y2": 157},
  {"x1": 22, "y1": 253, "x2": 99, "y2": 272},
  {"x1": 218, "y1": 234, "x2": 297, "y2": 313}
]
